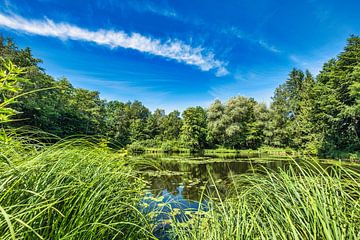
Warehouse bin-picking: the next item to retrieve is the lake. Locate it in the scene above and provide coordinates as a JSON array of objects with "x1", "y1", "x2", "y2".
[{"x1": 140, "y1": 153, "x2": 295, "y2": 200}]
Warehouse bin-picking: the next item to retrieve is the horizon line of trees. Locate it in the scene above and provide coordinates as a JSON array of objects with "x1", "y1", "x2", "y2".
[{"x1": 1, "y1": 35, "x2": 359, "y2": 155}]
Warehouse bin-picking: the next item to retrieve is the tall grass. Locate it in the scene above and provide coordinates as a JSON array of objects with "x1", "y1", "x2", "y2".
[
  {"x1": 0, "y1": 134, "x2": 155, "y2": 239},
  {"x1": 1, "y1": 132, "x2": 360, "y2": 239},
  {"x1": 171, "y1": 161, "x2": 360, "y2": 240}
]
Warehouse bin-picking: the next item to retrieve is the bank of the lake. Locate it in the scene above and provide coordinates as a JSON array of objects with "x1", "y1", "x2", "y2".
[{"x1": 126, "y1": 142, "x2": 360, "y2": 162}]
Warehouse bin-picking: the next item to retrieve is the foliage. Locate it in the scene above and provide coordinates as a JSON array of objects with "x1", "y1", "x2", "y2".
[
  {"x1": 160, "y1": 140, "x2": 188, "y2": 153},
  {"x1": 172, "y1": 161, "x2": 360, "y2": 240},
  {"x1": 181, "y1": 106, "x2": 207, "y2": 151},
  {"x1": 312, "y1": 36, "x2": 360, "y2": 153},
  {"x1": 103, "y1": 100, "x2": 132, "y2": 147},
  {"x1": 0, "y1": 136, "x2": 154, "y2": 239},
  {"x1": 266, "y1": 36, "x2": 360, "y2": 155},
  {"x1": 127, "y1": 140, "x2": 147, "y2": 154},
  {"x1": 161, "y1": 110, "x2": 183, "y2": 140},
  {"x1": 127, "y1": 139, "x2": 187, "y2": 154},
  {"x1": 207, "y1": 97, "x2": 268, "y2": 149},
  {"x1": 0, "y1": 58, "x2": 27, "y2": 123}
]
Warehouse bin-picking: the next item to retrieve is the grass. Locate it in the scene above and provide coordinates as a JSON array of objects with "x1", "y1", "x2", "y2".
[
  {"x1": 169, "y1": 160, "x2": 360, "y2": 240},
  {"x1": 0, "y1": 133, "x2": 155, "y2": 239},
  {"x1": 1, "y1": 131, "x2": 359, "y2": 239}
]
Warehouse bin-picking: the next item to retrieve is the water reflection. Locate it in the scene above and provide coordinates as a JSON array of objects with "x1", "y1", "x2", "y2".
[
  {"x1": 143, "y1": 157, "x2": 290, "y2": 201},
  {"x1": 140, "y1": 185, "x2": 208, "y2": 239}
]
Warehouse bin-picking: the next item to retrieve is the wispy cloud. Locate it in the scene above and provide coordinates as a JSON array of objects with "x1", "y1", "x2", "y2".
[
  {"x1": 124, "y1": 1, "x2": 280, "y2": 55},
  {"x1": 0, "y1": 13, "x2": 228, "y2": 76},
  {"x1": 126, "y1": 0, "x2": 178, "y2": 18},
  {"x1": 225, "y1": 26, "x2": 281, "y2": 54},
  {"x1": 289, "y1": 54, "x2": 328, "y2": 75},
  {"x1": 258, "y1": 40, "x2": 280, "y2": 53}
]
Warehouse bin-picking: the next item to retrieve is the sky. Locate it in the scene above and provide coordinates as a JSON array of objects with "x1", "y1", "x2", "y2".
[{"x1": 0, "y1": 0, "x2": 359, "y2": 113}]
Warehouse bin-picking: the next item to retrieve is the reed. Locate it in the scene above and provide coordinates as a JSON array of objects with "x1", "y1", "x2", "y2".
[
  {"x1": 172, "y1": 160, "x2": 360, "y2": 240},
  {"x1": 0, "y1": 135, "x2": 155, "y2": 239},
  {"x1": 1, "y1": 132, "x2": 359, "y2": 239}
]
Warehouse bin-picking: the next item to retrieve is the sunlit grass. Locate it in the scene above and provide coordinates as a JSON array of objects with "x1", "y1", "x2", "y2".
[
  {"x1": 0, "y1": 134, "x2": 155, "y2": 239},
  {"x1": 171, "y1": 160, "x2": 360, "y2": 240},
  {"x1": 1, "y1": 132, "x2": 359, "y2": 239}
]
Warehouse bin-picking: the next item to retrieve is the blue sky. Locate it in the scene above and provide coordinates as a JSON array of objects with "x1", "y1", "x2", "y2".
[{"x1": 0, "y1": 0, "x2": 359, "y2": 112}]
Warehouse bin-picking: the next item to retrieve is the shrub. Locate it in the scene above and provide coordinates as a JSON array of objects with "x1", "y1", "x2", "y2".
[{"x1": 127, "y1": 141, "x2": 146, "y2": 153}]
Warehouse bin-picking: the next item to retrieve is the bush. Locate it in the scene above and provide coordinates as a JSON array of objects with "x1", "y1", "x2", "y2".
[
  {"x1": 127, "y1": 139, "x2": 188, "y2": 153},
  {"x1": 127, "y1": 141, "x2": 146, "y2": 153},
  {"x1": 160, "y1": 140, "x2": 187, "y2": 153}
]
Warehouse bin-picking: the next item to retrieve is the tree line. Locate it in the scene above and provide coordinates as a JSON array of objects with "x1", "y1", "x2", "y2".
[{"x1": 0, "y1": 35, "x2": 359, "y2": 156}]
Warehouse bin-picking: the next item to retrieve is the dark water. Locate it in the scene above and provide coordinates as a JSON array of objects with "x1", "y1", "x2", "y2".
[{"x1": 141, "y1": 154, "x2": 292, "y2": 201}]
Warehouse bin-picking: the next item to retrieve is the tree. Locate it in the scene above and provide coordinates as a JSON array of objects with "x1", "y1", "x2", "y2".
[
  {"x1": 130, "y1": 119, "x2": 148, "y2": 142},
  {"x1": 128, "y1": 101, "x2": 150, "y2": 142},
  {"x1": 104, "y1": 101, "x2": 131, "y2": 147},
  {"x1": 146, "y1": 109, "x2": 165, "y2": 139},
  {"x1": 162, "y1": 110, "x2": 182, "y2": 140},
  {"x1": 207, "y1": 97, "x2": 266, "y2": 149},
  {"x1": 247, "y1": 103, "x2": 269, "y2": 149},
  {"x1": 1, "y1": 37, "x2": 106, "y2": 137},
  {"x1": 269, "y1": 69, "x2": 306, "y2": 148},
  {"x1": 222, "y1": 96, "x2": 258, "y2": 148},
  {"x1": 181, "y1": 106, "x2": 207, "y2": 151},
  {"x1": 311, "y1": 36, "x2": 360, "y2": 153},
  {"x1": 17, "y1": 78, "x2": 105, "y2": 137},
  {"x1": 207, "y1": 99, "x2": 226, "y2": 147}
]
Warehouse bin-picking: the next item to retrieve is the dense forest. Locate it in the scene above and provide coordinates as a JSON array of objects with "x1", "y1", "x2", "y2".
[{"x1": 1, "y1": 35, "x2": 359, "y2": 157}]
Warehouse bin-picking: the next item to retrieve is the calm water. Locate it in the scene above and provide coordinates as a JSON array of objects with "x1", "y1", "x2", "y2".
[{"x1": 141, "y1": 153, "x2": 293, "y2": 201}]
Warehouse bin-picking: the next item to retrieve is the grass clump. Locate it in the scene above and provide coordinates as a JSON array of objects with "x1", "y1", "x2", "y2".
[
  {"x1": 0, "y1": 136, "x2": 154, "y2": 240},
  {"x1": 172, "y1": 161, "x2": 360, "y2": 240}
]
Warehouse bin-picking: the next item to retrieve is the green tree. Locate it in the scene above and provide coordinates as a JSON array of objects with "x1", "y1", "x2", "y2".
[
  {"x1": 207, "y1": 96, "x2": 266, "y2": 149},
  {"x1": 269, "y1": 69, "x2": 306, "y2": 148},
  {"x1": 128, "y1": 101, "x2": 150, "y2": 142},
  {"x1": 104, "y1": 101, "x2": 131, "y2": 147},
  {"x1": 162, "y1": 110, "x2": 182, "y2": 140},
  {"x1": 222, "y1": 96, "x2": 258, "y2": 148},
  {"x1": 207, "y1": 99, "x2": 226, "y2": 147},
  {"x1": 247, "y1": 102, "x2": 269, "y2": 149},
  {"x1": 146, "y1": 109, "x2": 165, "y2": 139},
  {"x1": 181, "y1": 106, "x2": 207, "y2": 151},
  {"x1": 312, "y1": 36, "x2": 360, "y2": 153},
  {"x1": 1, "y1": 37, "x2": 106, "y2": 137}
]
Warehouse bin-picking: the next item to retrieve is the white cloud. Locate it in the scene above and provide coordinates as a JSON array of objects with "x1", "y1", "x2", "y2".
[
  {"x1": 258, "y1": 40, "x2": 280, "y2": 53},
  {"x1": 224, "y1": 26, "x2": 281, "y2": 54},
  {"x1": 126, "y1": 0, "x2": 178, "y2": 18},
  {"x1": 0, "y1": 13, "x2": 228, "y2": 76}
]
